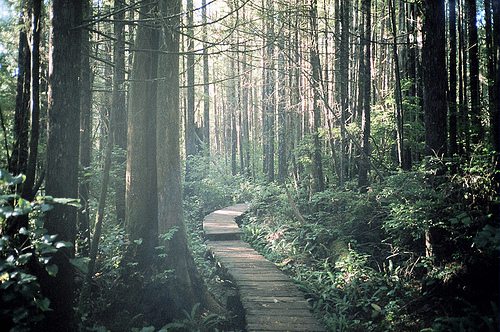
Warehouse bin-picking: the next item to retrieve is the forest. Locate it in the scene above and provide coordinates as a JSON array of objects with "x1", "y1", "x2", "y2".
[{"x1": 0, "y1": 0, "x2": 499, "y2": 331}]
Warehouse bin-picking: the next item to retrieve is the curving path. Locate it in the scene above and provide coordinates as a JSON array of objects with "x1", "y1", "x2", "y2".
[{"x1": 203, "y1": 204, "x2": 325, "y2": 332}]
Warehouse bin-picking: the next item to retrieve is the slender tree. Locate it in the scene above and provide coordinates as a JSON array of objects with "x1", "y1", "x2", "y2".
[
  {"x1": 449, "y1": 0, "x2": 458, "y2": 156},
  {"x1": 21, "y1": 0, "x2": 41, "y2": 200},
  {"x1": 389, "y1": 0, "x2": 404, "y2": 169},
  {"x1": 467, "y1": 0, "x2": 483, "y2": 144},
  {"x1": 358, "y1": 0, "x2": 371, "y2": 189},
  {"x1": 309, "y1": 0, "x2": 324, "y2": 192},
  {"x1": 113, "y1": 0, "x2": 127, "y2": 224},
  {"x1": 185, "y1": 0, "x2": 197, "y2": 173},
  {"x1": 492, "y1": 0, "x2": 500, "y2": 227},
  {"x1": 10, "y1": 1, "x2": 30, "y2": 176},
  {"x1": 77, "y1": 0, "x2": 92, "y2": 255},
  {"x1": 202, "y1": 0, "x2": 210, "y2": 153},
  {"x1": 339, "y1": 0, "x2": 349, "y2": 184},
  {"x1": 493, "y1": 0, "x2": 500, "y2": 153},
  {"x1": 263, "y1": 0, "x2": 275, "y2": 182}
]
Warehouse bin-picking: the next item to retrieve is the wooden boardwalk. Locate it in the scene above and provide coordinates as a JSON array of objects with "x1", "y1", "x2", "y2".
[{"x1": 203, "y1": 204, "x2": 325, "y2": 332}]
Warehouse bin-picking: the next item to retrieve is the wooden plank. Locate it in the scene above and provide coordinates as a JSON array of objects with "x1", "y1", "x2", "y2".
[
  {"x1": 245, "y1": 307, "x2": 314, "y2": 317},
  {"x1": 239, "y1": 288, "x2": 304, "y2": 298},
  {"x1": 242, "y1": 301, "x2": 312, "y2": 311},
  {"x1": 201, "y1": 204, "x2": 324, "y2": 331},
  {"x1": 246, "y1": 321, "x2": 325, "y2": 332},
  {"x1": 230, "y1": 273, "x2": 290, "y2": 282}
]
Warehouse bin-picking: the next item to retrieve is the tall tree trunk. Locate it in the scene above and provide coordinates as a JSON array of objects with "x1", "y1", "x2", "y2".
[
  {"x1": 77, "y1": 0, "x2": 92, "y2": 256},
  {"x1": 263, "y1": 0, "x2": 275, "y2": 182},
  {"x1": 113, "y1": 0, "x2": 127, "y2": 224},
  {"x1": 230, "y1": 57, "x2": 238, "y2": 175},
  {"x1": 40, "y1": 0, "x2": 83, "y2": 329},
  {"x1": 389, "y1": 0, "x2": 404, "y2": 169},
  {"x1": 157, "y1": 0, "x2": 208, "y2": 316},
  {"x1": 492, "y1": 0, "x2": 500, "y2": 153},
  {"x1": 339, "y1": 0, "x2": 349, "y2": 184},
  {"x1": 185, "y1": 0, "x2": 197, "y2": 176},
  {"x1": 449, "y1": 0, "x2": 458, "y2": 156},
  {"x1": 422, "y1": 0, "x2": 447, "y2": 262},
  {"x1": 491, "y1": 0, "x2": 500, "y2": 227},
  {"x1": 277, "y1": 6, "x2": 287, "y2": 184},
  {"x1": 309, "y1": 0, "x2": 324, "y2": 192},
  {"x1": 358, "y1": 0, "x2": 371, "y2": 189},
  {"x1": 467, "y1": 0, "x2": 483, "y2": 144},
  {"x1": 126, "y1": 1, "x2": 159, "y2": 268},
  {"x1": 485, "y1": 0, "x2": 496, "y2": 146},
  {"x1": 405, "y1": 2, "x2": 417, "y2": 166},
  {"x1": 422, "y1": 0, "x2": 447, "y2": 157},
  {"x1": 10, "y1": 1, "x2": 31, "y2": 176},
  {"x1": 22, "y1": 0, "x2": 42, "y2": 200},
  {"x1": 242, "y1": 44, "x2": 251, "y2": 176},
  {"x1": 202, "y1": 0, "x2": 210, "y2": 154},
  {"x1": 458, "y1": 0, "x2": 469, "y2": 153}
]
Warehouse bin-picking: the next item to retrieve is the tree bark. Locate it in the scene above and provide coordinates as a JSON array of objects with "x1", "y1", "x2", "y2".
[
  {"x1": 449, "y1": 0, "x2": 458, "y2": 156},
  {"x1": 10, "y1": 1, "x2": 31, "y2": 177},
  {"x1": 467, "y1": 0, "x2": 483, "y2": 144},
  {"x1": 309, "y1": 0, "x2": 324, "y2": 192},
  {"x1": 77, "y1": 0, "x2": 92, "y2": 256},
  {"x1": 421, "y1": 0, "x2": 447, "y2": 264},
  {"x1": 22, "y1": 0, "x2": 41, "y2": 200},
  {"x1": 40, "y1": 0, "x2": 82, "y2": 330},
  {"x1": 458, "y1": 0, "x2": 469, "y2": 153},
  {"x1": 113, "y1": 0, "x2": 127, "y2": 225},
  {"x1": 484, "y1": 0, "x2": 496, "y2": 147},
  {"x1": 389, "y1": 0, "x2": 404, "y2": 169},
  {"x1": 157, "y1": 0, "x2": 208, "y2": 316},
  {"x1": 202, "y1": 0, "x2": 210, "y2": 154},
  {"x1": 126, "y1": 1, "x2": 159, "y2": 268},
  {"x1": 277, "y1": 37, "x2": 287, "y2": 183},
  {"x1": 422, "y1": 0, "x2": 447, "y2": 157},
  {"x1": 185, "y1": 0, "x2": 197, "y2": 177},
  {"x1": 491, "y1": 0, "x2": 500, "y2": 228},
  {"x1": 339, "y1": 0, "x2": 349, "y2": 184},
  {"x1": 358, "y1": 0, "x2": 371, "y2": 189},
  {"x1": 263, "y1": 0, "x2": 275, "y2": 182}
]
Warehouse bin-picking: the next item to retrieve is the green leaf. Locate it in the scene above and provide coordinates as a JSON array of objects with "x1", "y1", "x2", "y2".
[
  {"x1": 43, "y1": 234, "x2": 58, "y2": 243},
  {"x1": 133, "y1": 238, "x2": 143, "y2": 245},
  {"x1": 10, "y1": 174, "x2": 25, "y2": 185},
  {"x1": 38, "y1": 243, "x2": 57, "y2": 254},
  {"x1": 138, "y1": 327, "x2": 155, "y2": 332},
  {"x1": 55, "y1": 241, "x2": 73, "y2": 249},
  {"x1": 39, "y1": 256, "x2": 51, "y2": 265},
  {"x1": 0, "y1": 170, "x2": 25, "y2": 185},
  {"x1": 41, "y1": 204, "x2": 53, "y2": 212},
  {"x1": 17, "y1": 253, "x2": 32, "y2": 265},
  {"x1": 51, "y1": 198, "x2": 81, "y2": 208},
  {"x1": 70, "y1": 257, "x2": 90, "y2": 274},
  {"x1": 46, "y1": 264, "x2": 58, "y2": 277},
  {"x1": 35, "y1": 297, "x2": 51, "y2": 312}
]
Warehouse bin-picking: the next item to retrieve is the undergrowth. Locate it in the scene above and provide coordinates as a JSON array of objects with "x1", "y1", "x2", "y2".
[{"x1": 241, "y1": 156, "x2": 499, "y2": 332}]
